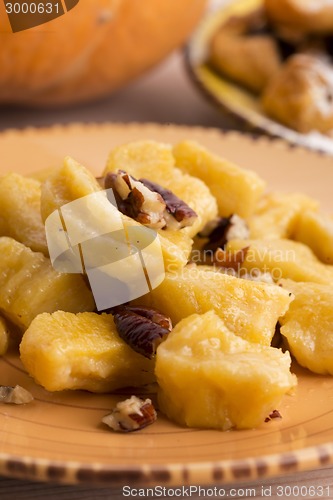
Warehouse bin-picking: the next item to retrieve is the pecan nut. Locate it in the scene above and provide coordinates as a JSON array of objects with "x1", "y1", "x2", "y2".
[
  {"x1": 105, "y1": 170, "x2": 198, "y2": 231},
  {"x1": 123, "y1": 306, "x2": 172, "y2": 331},
  {"x1": 105, "y1": 171, "x2": 167, "y2": 229},
  {"x1": 200, "y1": 214, "x2": 249, "y2": 253},
  {"x1": 112, "y1": 305, "x2": 172, "y2": 359},
  {"x1": 102, "y1": 395, "x2": 157, "y2": 432},
  {"x1": 140, "y1": 178, "x2": 198, "y2": 230}
]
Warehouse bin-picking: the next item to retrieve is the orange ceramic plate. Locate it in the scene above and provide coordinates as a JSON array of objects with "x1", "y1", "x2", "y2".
[
  {"x1": 1, "y1": 123, "x2": 333, "y2": 486},
  {"x1": 186, "y1": 0, "x2": 333, "y2": 155}
]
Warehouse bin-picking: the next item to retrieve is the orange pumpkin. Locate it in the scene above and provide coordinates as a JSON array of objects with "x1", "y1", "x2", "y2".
[{"x1": 0, "y1": 0, "x2": 207, "y2": 106}]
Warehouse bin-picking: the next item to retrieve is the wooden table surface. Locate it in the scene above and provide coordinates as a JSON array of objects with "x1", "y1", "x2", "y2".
[{"x1": 1, "y1": 52, "x2": 333, "y2": 499}]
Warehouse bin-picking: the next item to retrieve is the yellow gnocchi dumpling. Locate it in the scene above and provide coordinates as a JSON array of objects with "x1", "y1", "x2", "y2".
[
  {"x1": 173, "y1": 140, "x2": 266, "y2": 218},
  {"x1": 156, "y1": 311, "x2": 296, "y2": 430},
  {"x1": 279, "y1": 279, "x2": 333, "y2": 375},
  {"x1": 293, "y1": 210, "x2": 333, "y2": 264}
]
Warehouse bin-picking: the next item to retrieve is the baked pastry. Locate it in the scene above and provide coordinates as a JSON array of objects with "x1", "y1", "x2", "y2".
[
  {"x1": 265, "y1": 0, "x2": 333, "y2": 36},
  {"x1": 262, "y1": 54, "x2": 333, "y2": 133},
  {"x1": 210, "y1": 10, "x2": 282, "y2": 94}
]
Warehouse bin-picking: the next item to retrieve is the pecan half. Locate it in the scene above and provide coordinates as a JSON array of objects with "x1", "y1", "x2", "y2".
[
  {"x1": 124, "y1": 306, "x2": 172, "y2": 331},
  {"x1": 112, "y1": 305, "x2": 172, "y2": 359},
  {"x1": 0, "y1": 385, "x2": 33, "y2": 405},
  {"x1": 105, "y1": 171, "x2": 198, "y2": 231},
  {"x1": 200, "y1": 215, "x2": 249, "y2": 253},
  {"x1": 102, "y1": 395, "x2": 157, "y2": 432},
  {"x1": 140, "y1": 178, "x2": 198, "y2": 230},
  {"x1": 105, "y1": 171, "x2": 167, "y2": 229}
]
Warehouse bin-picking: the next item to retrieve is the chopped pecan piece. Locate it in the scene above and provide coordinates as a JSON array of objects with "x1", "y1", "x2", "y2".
[
  {"x1": 265, "y1": 409, "x2": 282, "y2": 422},
  {"x1": 199, "y1": 217, "x2": 232, "y2": 252},
  {"x1": 140, "y1": 178, "x2": 198, "y2": 230},
  {"x1": 102, "y1": 395, "x2": 157, "y2": 432},
  {"x1": 105, "y1": 171, "x2": 167, "y2": 229},
  {"x1": 0, "y1": 385, "x2": 33, "y2": 405},
  {"x1": 112, "y1": 305, "x2": 172, "y2": 359},
  {"x1": 200, "y1": 214, "x2": 249, "y2": 253}
]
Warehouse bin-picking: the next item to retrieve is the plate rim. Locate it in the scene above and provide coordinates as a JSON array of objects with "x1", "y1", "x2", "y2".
[
  {"x1": 1, "y1": 119, "x2": 331, "y2": 158},
  {"x1": 0, "y1": 121, "x2": 333, "y2": 487},
  {"x1": 0, "y1": 442, "x2": 332, "y2": 487}
]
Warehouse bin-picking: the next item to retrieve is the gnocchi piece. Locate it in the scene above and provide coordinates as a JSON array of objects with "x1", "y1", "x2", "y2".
[
  {"x1": 20, "y1": 312, "x2": 155, "y2": 392},
  {"x1": 132, "y1": 265, "x2": 292, "y2": 345},
  {"x1": 173, "y1": 140, "x2": 266, "y2": 219},
  {"x1": 226, "y1": 238, "x2": 333, "y2": 285},
  {"x1": 156, "y1": 311, "x2": 296, "y2": 430},
  {"x1": 40, "y1": 156, "x2": 102, "y2": 222},
  {"x1": 0, "y1": 237, "x2": 95, "y2": 330},
  {"x1": 279, "y1": 279, "x2": 333, "y2": 375},
  {"x1": 0, "y1": 173, "x2": 48, "y2": 254},
  {"x1": 293, "y1": 210, "x2": 333, "y2": 264},
  {"x1": 249, "y1": 192, "x2": 319, "y2": 239},
  {"x1": 0, "y1": 316, "x2": 9, "y2": 356}
]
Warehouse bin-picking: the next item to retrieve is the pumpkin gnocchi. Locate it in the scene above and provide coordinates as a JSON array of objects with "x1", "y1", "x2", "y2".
[{"x1": 0, "y1": 139, "x2": 331, "y2": 432}]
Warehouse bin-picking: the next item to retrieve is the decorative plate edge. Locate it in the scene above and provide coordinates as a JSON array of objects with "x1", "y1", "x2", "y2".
[
  {"x1": 0, "y1": 442, "x2": 332, "y2": 486},
  {"x1": 1, "y1": 121, "x2": 332, "y2": 161}
]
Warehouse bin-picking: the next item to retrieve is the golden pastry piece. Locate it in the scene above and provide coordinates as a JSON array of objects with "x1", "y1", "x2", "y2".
[
  {"x1": 209, "y1": 10, "x2": 282, "y2": 93},
  {"x1": 265, "y1": 0, "x2": 333, "y2": 36},
  {"x1": 262, "y1": 54, "x2": 333, "y2": 133}
]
